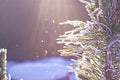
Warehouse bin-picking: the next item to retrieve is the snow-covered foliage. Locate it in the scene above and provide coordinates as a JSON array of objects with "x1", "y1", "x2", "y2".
[
  {"x1": 0, "y1": 48, "x2": 11, "y2": 80},
  {"x1": 57, "y1": 0, "x2": 120, "y2": 80}
]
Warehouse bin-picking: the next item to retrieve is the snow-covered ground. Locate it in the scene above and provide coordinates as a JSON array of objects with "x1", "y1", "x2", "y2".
[{"x1": 7, "y1": 57, "x2": 76, "y2": 80}]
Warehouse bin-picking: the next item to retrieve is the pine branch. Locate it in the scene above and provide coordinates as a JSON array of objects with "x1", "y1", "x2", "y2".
[{"x1": 57, "y1": 0, "x2": 120, "y2": 80}]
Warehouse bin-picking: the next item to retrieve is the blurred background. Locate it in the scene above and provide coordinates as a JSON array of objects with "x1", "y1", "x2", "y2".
[
  {"x1": 0, "y1": 0, "x2": 89, "y2": 80},
  {"x1": 0, "y1": 0, "x2": 88, "y2": 61}
]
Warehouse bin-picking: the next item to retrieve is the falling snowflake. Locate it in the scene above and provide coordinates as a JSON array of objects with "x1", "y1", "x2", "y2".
[
  {"x1": 36, "y1": 55, "x2": 40, "y2": 58},
  {"x1": 45, "y1": 50, "x2": 48, "y2": 54},
  {"x1": 41, "y1": 40, "x2": 44, "y2": 43},
  {"x1": 52, "y1": 20, "x2": 55, "y2": 23}
]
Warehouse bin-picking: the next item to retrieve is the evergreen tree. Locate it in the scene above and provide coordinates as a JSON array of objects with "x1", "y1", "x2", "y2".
[
  {"x1": 0, "y1": 49, "x2": 7, "y2": 80},
  {"x1": 57, "y1": 0, "x2": 120, "y2": 80},
  {"x1": 0, "y1": 49, "x2": 11, "y2": 80}
]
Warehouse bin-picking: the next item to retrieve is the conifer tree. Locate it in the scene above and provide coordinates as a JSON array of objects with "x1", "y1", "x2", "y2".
[
  {"x1": 0, "y1": 49, "x2": 7, "y2": 80},
  {"x1": 0, "y1": 49, "x2": 11, "y2": 80},
  {"x1": 57, "y1": 0, "x2": 120, "y2": 80}
]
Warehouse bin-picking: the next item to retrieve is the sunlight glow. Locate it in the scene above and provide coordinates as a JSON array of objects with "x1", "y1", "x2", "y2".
[
  {"x1": 29, "y1": 0, "x2": 70, "y2": 55},
  {"x1": 27, "y1": 0, "x2": 82, "y2": 58}
]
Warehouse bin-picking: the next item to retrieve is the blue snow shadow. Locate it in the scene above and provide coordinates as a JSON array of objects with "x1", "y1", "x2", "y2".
[{"x1": 7, "y1": 57, "x2": 76, "y2": 80}]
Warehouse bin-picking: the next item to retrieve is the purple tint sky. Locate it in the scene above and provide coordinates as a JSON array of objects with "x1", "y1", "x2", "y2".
[{"x1": 0, "y1": 0, "x2": 88, "y2": 61}]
